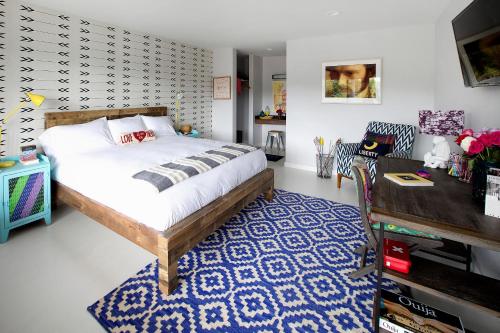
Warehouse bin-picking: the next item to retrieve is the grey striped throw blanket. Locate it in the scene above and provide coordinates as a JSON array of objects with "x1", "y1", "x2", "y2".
[{"x1": 133, "y1": 144, "x2": 258, "y2": 192}]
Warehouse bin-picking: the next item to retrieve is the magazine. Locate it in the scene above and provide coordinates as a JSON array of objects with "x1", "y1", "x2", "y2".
[
  {"x1": 485, "y1": 167, "x2": 500, "y2": 218},
  {"x1": 379, "y1": 289, "x2": 464, "y2": 333}
]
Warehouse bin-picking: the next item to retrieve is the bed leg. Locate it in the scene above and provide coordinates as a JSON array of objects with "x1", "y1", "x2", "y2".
[
  {"x1": 264, "y1": 186, "x2": 274, "y2": 202},
  {"x1": 158, "y1": 236, "x2": 178, "y2": 296}
]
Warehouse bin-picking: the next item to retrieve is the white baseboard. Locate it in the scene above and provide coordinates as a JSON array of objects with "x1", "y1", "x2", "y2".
[{"x1": 283, "y1": 162, "x2": 317, "y2": 172}]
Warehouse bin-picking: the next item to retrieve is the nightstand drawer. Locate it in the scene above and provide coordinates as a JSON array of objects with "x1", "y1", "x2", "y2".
[{"x1": 4, "y1": 169, "x2": 48, "y2": 226}]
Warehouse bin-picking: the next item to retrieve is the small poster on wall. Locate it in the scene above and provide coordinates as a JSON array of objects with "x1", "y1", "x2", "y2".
[
  {"x1": 322, "y1": 58, "x2": 382, "y2": 104},
  {"x1": 213, "y1": 76, "x2": 231, "y2": 100},
  {"x1": 272, "y1": 74, "x2": 286, "y2": 113}
]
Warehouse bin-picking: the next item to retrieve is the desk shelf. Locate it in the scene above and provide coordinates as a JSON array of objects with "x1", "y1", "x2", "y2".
[
  {"x1": 381, "y1": 256, "x2": 500, "y2": 317},
  {"x1": 255, "y1": 116, "x2": 286, "y2": 125}
]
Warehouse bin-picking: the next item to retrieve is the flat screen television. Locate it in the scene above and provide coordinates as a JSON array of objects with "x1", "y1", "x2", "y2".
[{"x1": 452, "y1": 0, "x2": 500, "y2": 87}]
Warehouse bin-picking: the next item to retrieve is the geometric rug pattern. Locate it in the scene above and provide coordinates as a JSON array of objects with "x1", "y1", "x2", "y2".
[{"x1": 88, "y1": 190, "x2": 397, "y2": 332}]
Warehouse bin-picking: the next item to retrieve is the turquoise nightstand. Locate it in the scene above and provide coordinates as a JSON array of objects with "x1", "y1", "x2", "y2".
[
  {"x1": 0, "y1": 154, "x2": 51, "y2": 243},
  {"x1": 176, "y1": 129, "x2": 200, "y2": 138}
]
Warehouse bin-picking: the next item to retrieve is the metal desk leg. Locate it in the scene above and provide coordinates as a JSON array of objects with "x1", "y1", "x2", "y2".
[{"x1": 373, "y1": 222, "x2": 385, "y2": 332}]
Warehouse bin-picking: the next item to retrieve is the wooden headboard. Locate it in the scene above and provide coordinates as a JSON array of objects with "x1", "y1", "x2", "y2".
[{"x1": 44, "y1": 106, "x2": 168, "y2": 129}]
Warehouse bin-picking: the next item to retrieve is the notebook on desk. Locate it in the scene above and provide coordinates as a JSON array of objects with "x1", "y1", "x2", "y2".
[{"x1": 384, "y1": 173, "x2": 434, "y2": 187}]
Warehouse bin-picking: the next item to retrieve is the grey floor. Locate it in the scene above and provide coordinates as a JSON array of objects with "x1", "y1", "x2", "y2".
[{"x1": 0, "y1": 161, "x2": 498, "y2": 332}]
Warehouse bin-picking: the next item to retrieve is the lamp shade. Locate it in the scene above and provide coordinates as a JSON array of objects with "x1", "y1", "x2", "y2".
[
  {"x1": 26, "y1": 92, "x2": 45, "y2": 107},
  {"x1": 419, "y1": 110, "x2": 464, "y2": 136}
]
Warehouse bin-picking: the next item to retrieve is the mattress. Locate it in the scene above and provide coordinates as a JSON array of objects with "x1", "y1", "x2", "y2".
[{"x1": 50, "y1": 135, "x2": 267, "y2": 231}]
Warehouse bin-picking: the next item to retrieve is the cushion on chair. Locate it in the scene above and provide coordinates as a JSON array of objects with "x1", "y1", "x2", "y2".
[
  {"x1": 353, "y1": 160, "x2": 440, "y2": 240},
  {"x1": 356, "y1": 139, "x2": 392, "y2": 159},
  {"x1": 364, "y1": 131, "x2": 396, "y2": 152}
]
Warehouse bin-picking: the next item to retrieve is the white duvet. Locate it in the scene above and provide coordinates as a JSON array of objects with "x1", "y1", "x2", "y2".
[{"x1": 50, "y1": 136, "x2": 267, "y2": 231}]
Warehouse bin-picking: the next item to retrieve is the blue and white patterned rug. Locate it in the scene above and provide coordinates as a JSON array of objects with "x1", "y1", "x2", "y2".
[{"x1": 88, "y1": 190, "x2": 396, "y2": 332}]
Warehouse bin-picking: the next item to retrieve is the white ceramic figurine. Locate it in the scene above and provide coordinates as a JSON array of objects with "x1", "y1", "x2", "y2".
[{"x1": 423, "y1": 136, "x2": 451, "y2": 168}]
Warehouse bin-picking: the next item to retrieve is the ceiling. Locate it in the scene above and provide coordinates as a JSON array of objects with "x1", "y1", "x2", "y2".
[{"x1": 27, "y1": 0, "x2": 451, "y2": 56}]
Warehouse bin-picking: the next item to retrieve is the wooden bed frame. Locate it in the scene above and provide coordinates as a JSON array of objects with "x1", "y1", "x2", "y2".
[{"x1": 45, "y1": 107, "x2": 274, "y2": 295}]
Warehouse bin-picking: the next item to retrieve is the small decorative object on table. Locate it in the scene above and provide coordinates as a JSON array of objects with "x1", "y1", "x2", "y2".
[
  {"x1": 447, "y1": 153, "x2": 462, "y2": 177},
  {"x1": 177, "y1": 129, "x2": 199, "y2": 138},
  {"x1": 383, "y1": 239, "x2": 411, "y2": 274},
  {"x1": 415, "y1": 169, "x2": 431, "y2": 179},
  {"x1": 419, "y1": 110, "x2": 464, "y2": 169},
  {"x1": 179, "y1": 124, "x2": 192, "y2": 135},
  {"x1": 19, "y1": 145, "x2": 39, "y2": 165},
  {"x1": 0, "y1": 154, "x2": 51, "y2": 243},
  {"x1": 314, "y1": 136, "x2": 339, "y2": 178},
  {"x1": 455, "y1": 128, "x2": 500, "y2": 206}
]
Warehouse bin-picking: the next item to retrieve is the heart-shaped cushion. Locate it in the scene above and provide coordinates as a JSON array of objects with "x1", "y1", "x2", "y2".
[{"x1": 133, "y1": 131, "x2": 147, "y2": 142}]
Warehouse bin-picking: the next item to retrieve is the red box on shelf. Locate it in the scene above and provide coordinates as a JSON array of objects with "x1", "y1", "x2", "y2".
[{"x1": 383, "y1": 239, "x2": 411, "y2": 274}]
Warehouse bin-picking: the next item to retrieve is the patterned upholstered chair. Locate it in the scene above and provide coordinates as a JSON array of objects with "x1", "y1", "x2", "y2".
[{"x1": 336, "y1": 121, "x2": 416, "y2": 188}]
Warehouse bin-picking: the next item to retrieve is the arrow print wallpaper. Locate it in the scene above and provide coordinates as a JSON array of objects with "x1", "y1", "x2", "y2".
[{"x1": 0, "y1": 0, "x2": 213, "y2": 156}]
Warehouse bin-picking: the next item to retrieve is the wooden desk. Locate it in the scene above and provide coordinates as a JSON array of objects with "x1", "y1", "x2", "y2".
[{"x1": 371, "y1": 157, "x2": 500, "y2": 331}]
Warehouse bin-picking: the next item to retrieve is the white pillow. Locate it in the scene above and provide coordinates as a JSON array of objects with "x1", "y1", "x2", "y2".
[
  {"x1": 39, "y1": 117, "x2": 114, "y2": 158},
  {"x1": 107, "y1": 115, "x2": 147, "y2": 143},
  {"x1": 140, "y1": 115, "x2": 176, "y2": 137}
]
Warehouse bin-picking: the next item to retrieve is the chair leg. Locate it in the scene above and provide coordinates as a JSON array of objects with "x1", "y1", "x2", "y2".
[
  {"x1": 337, "y1": 173, "x2": 343, "y2": 189},
  {"x1": 350, "y1": 263, "x2": 375, "y2": 279},
  {"x1": 265, "y1": 134, "x2": 271, "y2": 152},
  {"x1": 350, "y1": 245, "x2": 376, "y2": 279}
]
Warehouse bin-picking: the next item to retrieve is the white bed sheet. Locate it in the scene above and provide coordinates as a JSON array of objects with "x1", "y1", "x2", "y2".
[{"x1": 50, "y1": 136, "x2": 267, "y2": 231}]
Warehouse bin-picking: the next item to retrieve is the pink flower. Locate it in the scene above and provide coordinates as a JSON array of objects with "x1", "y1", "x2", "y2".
[
  {"x1": 490, "y1": 131, "x2": 500, "y2": 146},
  {"x1": 468, "y1": 140, "x2": 485, "y2": 155},
  {"x1": 460, "y1": 136, "x2": 476, "y2": 152},
  {"x1": 455, "y1": 134, "x2": 470, "y2": 145},
  {"x1": 478, "y1": 133, "x2": 494, "y2": 147},
  {"x1": 462, "y1": 129, "x2": 474, "y2": 136}
]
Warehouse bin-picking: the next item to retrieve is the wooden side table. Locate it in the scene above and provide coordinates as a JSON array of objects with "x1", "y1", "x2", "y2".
[{"x1": 0, "y1": 154, "x2": 51, "y2": 243}]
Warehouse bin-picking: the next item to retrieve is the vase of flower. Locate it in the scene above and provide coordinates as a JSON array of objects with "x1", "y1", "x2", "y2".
[{"x1": 456, "y1": 129, "x2": 500, "y2": 206}]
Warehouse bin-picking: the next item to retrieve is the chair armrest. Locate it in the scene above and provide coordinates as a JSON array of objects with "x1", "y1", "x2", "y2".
[
  {"x1": 336, "y1": 142, "x2": 360, "y2": 159},
  {"x1": 386, "y1": 150, "x2": 412, "y2": 159}
]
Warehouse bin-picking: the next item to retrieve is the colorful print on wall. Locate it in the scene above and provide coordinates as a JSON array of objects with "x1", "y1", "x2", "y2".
[
  {"x1": 272, "y1": 74, "x2": 286, "y2": 113},
  {"x1": 322, "y1": 59, "x2": 382, "y2": 104},
  {"x1": 418, "y1": 110, "x2": 464, "y2": 136},
  {"x1": 0, "y1": 1, "x2": 213, "y2": 156}
]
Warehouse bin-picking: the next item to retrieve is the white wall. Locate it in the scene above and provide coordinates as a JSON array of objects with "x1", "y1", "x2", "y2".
[
  {"x1": 285, "y1": 24, "x2": 436, "y2": 170},
  {"x1": 212, "y1": 48, "x2": 237, "y2": 142},
  {"x1": 262, "y1": 56, "x2": 286, "y2": 113},
  {"x1": 257, "y1": 56, "x2": 287, "y2": 147},
  {"x1": 249, "y1": 54, "x2": 262, "y2": 145},
  {"x1": 434, "y1": 0, "x2": 500, "y2": 284},
  {"x1": 434, "y1": 0, "x2": 500, "y2": 134},
  {"x1": 0, "y1": 0, "x2": 214, "y2": 156}
]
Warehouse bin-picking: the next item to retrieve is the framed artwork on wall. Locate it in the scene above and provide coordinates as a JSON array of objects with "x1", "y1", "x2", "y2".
[
  {"x1": 321, "y1": 58, "x2": 382, "y2": 104},
  {"x1": 213, "y1": 76, "x2": 231, "y2": 100},
  {"x1": 272, "y1": 74, "x2": 286, "y2": 113}
]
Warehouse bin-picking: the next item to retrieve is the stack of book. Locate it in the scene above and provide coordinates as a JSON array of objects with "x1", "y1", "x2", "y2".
[
  {"x1": 379, "y1": 289, "x2": 465, "y2": 333},
  {"x1": 19, "y1": 145, "x2": 39, "y2": 165}
]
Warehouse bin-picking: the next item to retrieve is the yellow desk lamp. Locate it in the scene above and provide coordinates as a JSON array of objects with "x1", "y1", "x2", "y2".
[{"x1": 0, "y1": 92, "x2": 45, "y2": 167}]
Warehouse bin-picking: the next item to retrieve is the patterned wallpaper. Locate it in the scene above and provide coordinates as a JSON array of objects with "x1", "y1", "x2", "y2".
[{"x1": 0, "y1": 1, "x2": 213, "y2": 156}]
